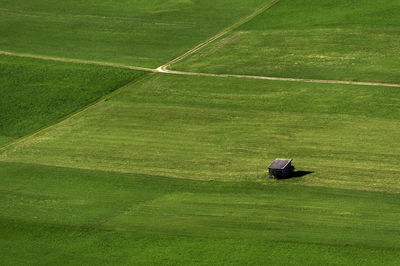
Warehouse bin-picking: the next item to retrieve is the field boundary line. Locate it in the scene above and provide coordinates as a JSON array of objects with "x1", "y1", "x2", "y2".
[
  {"x1": 0, "y1": 50, "x2": 157, "y2": 72},
  {"x1": 0, "y1": 73, "x2": 156, "y2": 152},
  {"x1": 158, "y1": 69, "x2": 400, "y2": 87},
  {"x1": 158, "y1": 0, "x2": 281, "y2": 70}
]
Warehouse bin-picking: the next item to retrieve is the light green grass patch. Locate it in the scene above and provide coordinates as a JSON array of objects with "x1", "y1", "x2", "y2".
[
  {"x1": 172, "y1": 0, "x2": 400, "y2": 83},
  {"x1": 1, "y1": 74, "x2": 399, "y2": 193}
]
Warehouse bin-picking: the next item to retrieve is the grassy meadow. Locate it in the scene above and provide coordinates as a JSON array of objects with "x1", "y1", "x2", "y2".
[
  {"x1": 0, "y1": 0, "x2": 265, "y2": 67},
  {"x1": 1, "y1": 0, "x2": 400, "y2": 265},
  {"x1": 172, "y1": 0, "x2": 400, "y2": 83}
]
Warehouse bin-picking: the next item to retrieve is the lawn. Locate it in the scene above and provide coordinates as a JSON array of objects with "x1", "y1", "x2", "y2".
[
  {"x1": 171, "y1": 0, "x2": 400, "y2": 83},
  {"x1": 0, "y1": 0, "x2": 265, "y2": 67},
  {"x1": 1, "y1": 161, "x2": 399, "y2": 265},
  {"x1": 0, "y1": 54, "x2": 144, "y2": 146}
]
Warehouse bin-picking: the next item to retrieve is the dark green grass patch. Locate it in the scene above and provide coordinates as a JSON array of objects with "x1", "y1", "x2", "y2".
[
  {"x1": 0, "y1": 0, "x2": 265, "y2": 67},
  {"x1": 172, "y1": 0, "x2": 400, "y2": 83},
  {"x1": 1, "y1": 161, "x2": 400, "y2": 265},
  {"x1": 0, "y1": 55, "x2": 144, "y2": 145}
]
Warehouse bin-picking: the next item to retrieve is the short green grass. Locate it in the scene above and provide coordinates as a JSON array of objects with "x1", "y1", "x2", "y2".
[
  {"x1": 2, "y1": 74, "x2": 399, "y2": 193},
  {"x1": 0, "y1": 54, "x2": 144, "y2": 146},
  {"x1": 172, "y1": 0, "x2": 400, "y2": 83},
  {"x1": 1, "y1": 161, "x2": 399, "y2": 265},
  {"x1": 1, "y1": 1, "x2": 400, "y2": 264},
  {"x1": 0, "y1": 0, "x2": 265, "y2": 67}
]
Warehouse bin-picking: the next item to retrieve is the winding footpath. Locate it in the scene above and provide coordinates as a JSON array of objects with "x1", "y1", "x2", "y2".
[{"x1": 1, "y1": 49, "x2": 399, "y2": 88}]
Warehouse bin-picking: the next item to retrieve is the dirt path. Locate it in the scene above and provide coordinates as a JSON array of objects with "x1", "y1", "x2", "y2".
[
  {"x1": 2, "y1": 49, "x2": 399, "y2": 87},
  {"x1": 0, "y1": 50, "x2": 157, "y2": 72},
  {"x1": 157, "y1": 67, "x2": 400, "y2": 87}
]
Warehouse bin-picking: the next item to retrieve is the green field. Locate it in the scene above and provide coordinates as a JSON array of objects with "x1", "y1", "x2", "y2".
[
  {"x1": 0, "y1": 0, "x2": 265, "y2": 67},
  {"x1": 1, "y1": 0, "x2": 400, "y2": 264},
  {"x1": 172, "y1": 0, "x2": 400, "y2": 83}
]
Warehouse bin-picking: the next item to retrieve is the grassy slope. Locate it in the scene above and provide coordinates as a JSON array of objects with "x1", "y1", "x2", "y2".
[
  {"x1": 1, "y1": 74, "x2": 399, "y2": 193},
  {"x1": 0, "y1": 0, "x2": 265, "y2": 68},
  {"x1": 1, "y1": 161, "x2": 400, "y2": 265},
  {"x1": 0, "y1": 54, "x2": 144, "y2": 146},
  {"x1": 172, "y1": 0, "x2": 400, "y2": 83}
]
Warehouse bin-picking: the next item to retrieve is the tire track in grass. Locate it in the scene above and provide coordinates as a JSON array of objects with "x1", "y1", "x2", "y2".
[{"x1": 158, "y1": 0, "x2": 281, "y2": 69}]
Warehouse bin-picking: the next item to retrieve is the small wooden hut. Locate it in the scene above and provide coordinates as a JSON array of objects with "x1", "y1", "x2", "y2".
[{"x1": 267, "y1": 159, "x2": 292, "y2": 179}]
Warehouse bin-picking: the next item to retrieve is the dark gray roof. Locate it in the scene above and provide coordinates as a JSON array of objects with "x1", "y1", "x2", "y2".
[{"x1": 268, "y1": 159, "x2": 292, "y2": 169}]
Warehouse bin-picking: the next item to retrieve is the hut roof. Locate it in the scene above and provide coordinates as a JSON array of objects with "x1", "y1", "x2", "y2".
[{"x1": 268, "y1": 159, "x2": 292, "y2": 170}]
